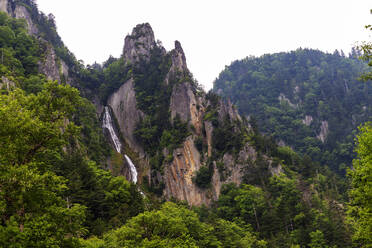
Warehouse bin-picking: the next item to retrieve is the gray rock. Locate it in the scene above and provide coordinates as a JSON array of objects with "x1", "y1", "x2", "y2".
[
  {"x1": 14, "y1": 5, "x2": 38, "y2": 35},
  {"x1": 317, "y1": 120, "x2": 329, "y2": 143},
  {"x1": 123, "y1": 23, "x2": 155, "y2": 63},
  {"x1": 38, "y1": 44, "x2": 60, "y2": 82},
  {"x1": 302, "y1": 115, "x2": 313, "y2": 126},
  {"x1": 0, "y1": 0, "x2": 9, "y2": 14},
  {"x1": 0, "y1": 76, "x2": 15, "y2": 90},
  {"x1": 107, "y1": 79, "x2": 146, "y2": 158}
]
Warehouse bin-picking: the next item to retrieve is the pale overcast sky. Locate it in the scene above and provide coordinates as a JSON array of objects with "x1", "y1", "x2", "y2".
[{"x1": 36, "y1": 0, "x2": 371, "y2": 90}]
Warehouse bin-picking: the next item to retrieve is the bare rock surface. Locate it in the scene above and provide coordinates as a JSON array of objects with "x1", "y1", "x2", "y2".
[
  {"x1": 317, "y1": 120, "x2": 329, "y2": 143},
  {"x1": 123, "y1": 23, "x2": 155, "y2": 63},
  {"x1": 108, "y1": 79, "x2": 145, "y2": 158}
]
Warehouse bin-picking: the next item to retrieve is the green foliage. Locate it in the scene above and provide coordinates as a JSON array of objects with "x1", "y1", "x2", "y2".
[
  {"x1": 1, "y1": 4, "x2": 361, "y2": 247},
  {"x1": 204, "y1": 91, "x2": 220, "y2": 126},
  {"x1": 346, "y1": 22, "x2": 372, "y2": 247},
  {"x1": 133, "y1": 45, "x2": 172, "y2": 116},
  {"x1": 78, "y1": 58, "x2": 132, "y2": 103},
  {"x1": 0, "y1": 82, "x2": 86, "y2": 246},
  {"x1": 193, "y1": 163, "x2": 214, "y2": 189},
  {"x1": 0, "y1": 80, "x2": 144, "y2": 242},
  {"x1": 359, "y1": 23, "x2": 372, "y2": 81},
  {"x1": 214, "y1": 49, "x2": 372, "y2": 173},
  {"x1": 101, "y1": 202, "x2": 265, "y2": 248},
  {"x1": 212, "y1": 118, "x2": 244, "y2": 157},
  {"x1": 0, "y1": 12, "x2": 42, "y2": 84},
  {"x1": 347, "y1": 123, "x2": 372, "y2": 247},
  {"x1": 133, "y1": 46, "x2": 176, "y2": 157},
  {"x1": 195, "y1": 136, "x2": 205, "y2": 154},
  {"x1": 54, "y1": 152, "x2": 144, "y2": 236},
  {"x1": 216, "y1": 176, "x2": 352, "y2": 248},
  {"x1": 73, "y1": 98, "x2": 110, "y2": 163},
  {"x1": 309, "y1": 230, "x2": 328, "y2": 248}
]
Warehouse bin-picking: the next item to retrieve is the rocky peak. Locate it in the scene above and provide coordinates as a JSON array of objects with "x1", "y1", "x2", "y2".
[
  {"x1": 123, "y1": 23, "x2": 156, "y2": 63},
  {"x1": 170, "y1": 40, "x2": 187, "y2": 73},
  {"x1": 104, "y1": 23, "x2": 271, "y2": 207}
]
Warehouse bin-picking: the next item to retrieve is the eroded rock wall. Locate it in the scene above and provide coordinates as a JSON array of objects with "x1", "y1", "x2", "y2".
[
  {"x1": 107, "y1": 79, "x2": 145, "y2": 158},
  {"x1": 105, "y1": 23, "x2": 270, "y2": 206}
]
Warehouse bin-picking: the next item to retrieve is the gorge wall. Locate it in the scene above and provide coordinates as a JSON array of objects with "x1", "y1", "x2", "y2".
[{"x1": 102, "y1": 23, "x2": 277, "y2": 206}]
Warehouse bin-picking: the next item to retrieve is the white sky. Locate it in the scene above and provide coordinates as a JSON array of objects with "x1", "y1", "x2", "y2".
[{"x1": 36, "y1": 0, "x2": 371, "y2": 90}]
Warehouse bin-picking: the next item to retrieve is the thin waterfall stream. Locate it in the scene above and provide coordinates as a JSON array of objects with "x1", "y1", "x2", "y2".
[
  {"x1": 102, "y1": 106, "x2": 138, "y2": 184},
  {"x1": 124, "y1": 155, "x2": 138, "y2": 184}
]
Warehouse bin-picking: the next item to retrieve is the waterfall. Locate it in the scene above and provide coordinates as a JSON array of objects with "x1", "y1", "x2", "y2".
[
  {"x1": 124, "y1": 155, "x2": 138, "y2": 184},
  {"x1": 102, "y1": 106, "x2": 121, "y2": 153},
  {"x1": 103, "y1": 106, "x2": 138, "y2": 184}
]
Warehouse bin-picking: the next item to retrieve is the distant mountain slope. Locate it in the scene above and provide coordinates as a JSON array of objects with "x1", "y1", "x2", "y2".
[{"x1": 213, "y1": 49, "x2": 372, "y2": 172}]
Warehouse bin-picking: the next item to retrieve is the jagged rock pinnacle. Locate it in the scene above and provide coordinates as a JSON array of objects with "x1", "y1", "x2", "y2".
[
  {"x1": 123, "y1": 23, "x2": 155, "y2": 63},
  {"x1": 169, "y1": 40, "x2": 188, "y2": 75}
]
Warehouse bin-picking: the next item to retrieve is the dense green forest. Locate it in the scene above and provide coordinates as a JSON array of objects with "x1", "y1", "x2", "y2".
[
  {"x1": 213, "y1": 49, "x2": 372, "y2": 174},
  {"x1": 0, "y1": 1, "x2": 371, "y2": 247}
]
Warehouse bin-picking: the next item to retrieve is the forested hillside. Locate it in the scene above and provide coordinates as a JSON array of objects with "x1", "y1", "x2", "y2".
[
  {"x1": 213, "y1": 49, "x2": 372, "y2": 173},
  {"x1": 0, "y1": 0, "x2": 371, "y2": 247}
]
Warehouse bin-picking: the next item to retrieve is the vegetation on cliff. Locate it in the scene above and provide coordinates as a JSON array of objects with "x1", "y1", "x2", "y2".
[{"x1": 0, "y1": 1, "x2": 371, "y2": 247}]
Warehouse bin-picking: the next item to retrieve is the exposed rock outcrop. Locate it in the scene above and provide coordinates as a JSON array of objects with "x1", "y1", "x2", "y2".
[
  {"x1": 204, "y1": 121, "x2": 214, "y2": 157},
  {"x1": 123, "y1": 23, "x2": 156, "y2": 63},
  {"x1": 163, "y1": 136, "x2": 209, "y2": 205},
  {"x1": 38, "y1": 44, "x2": 61, "y2": 82},
  {"x1": 218, "y1": 98, "x2": 241, "y2": 122},
  {"x1": 0, "y1": 0, "x2": 71, "y2": 85},
  {"x1": 164, "y1": 137, "x2": 259, "y2": 206},
  {"x1": 170, "y1": 82, "x2": 204, "y2": 135},
  {"x1": 0, "y1": 76, "x2": 15, "y2": 90},
  {"x1": 104, "y1": 23, "x2": 277, "y2": 206},
  {"x1": 317, "y1": 120, "x2": 329, "y2": 143},
  {"x1": 38, "y1": 43, "x2": 70, "y2": 84},
  {"x1": 278, "y1": 93, "x2": 297, "y2": 108},
  {"x1": 14, "y1": 4, "x2": 38, "y2": 35},
  {"x1": 169, "y1": 40, "x2": 188, "y2": 75},
  {"x1": 302, "y1": 115, "x2": 313, "y2": 126},
  {"x1": 0, "y1": 0, "x2": 9, "y2": 13},
  {"x1": 0, "y1": 0, "x2": 37, "y2": 35},
  {"x1": 107, "y1": 79, "x2": 145, "y2": 158}
]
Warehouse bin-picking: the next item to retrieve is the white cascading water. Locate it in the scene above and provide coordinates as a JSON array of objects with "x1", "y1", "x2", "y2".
[
  {"x1": 102, "y1": 106, "x2": 138, "y2": 184},
  {"x1": 124, "y1": 155, "x2": 138, "y2": 184},
  {"x1": 103, "y1": 107, "x2": 122, "y2": 153}
]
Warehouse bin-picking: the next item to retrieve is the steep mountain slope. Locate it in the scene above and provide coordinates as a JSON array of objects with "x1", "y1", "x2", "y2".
[
  {"x1": 0, "y1": 1, "x2": 357, "y2": 247},
  {"x1": 100, "y1": 23, "x2": 263, "y2": 206},
  {"x1": 0, "y1": 0, "x2": 76, "y2": 85},
  {"x1": 213, "y1": 49, "x2": 372, "y2": 172}
]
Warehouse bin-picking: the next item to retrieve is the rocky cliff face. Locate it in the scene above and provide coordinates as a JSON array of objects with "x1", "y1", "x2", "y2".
[
  {"x1": 0, "y1": 0, "x2": 8, "y2": 13},
  {"x1": 13, "y1": 4, "x2": 38, "y2": 35},
  {"x1": 0, "y1": 0, "x2": 37, "y2": 35},
  {"x1": 317, "y1": 120, "x2": 329, "y2": 143},
  {"x1": 102, "y1": 23, "x2": 277, "y2": 206},
  {"x1": 107, "y1": 79, "x2": 145, "y2": 158},
  {"x1": 0, "y1": 0, "x2": 71, "y2": 84},
  {"x1": 123, "y1": 23, "x2": 156, "y2": 63}
]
